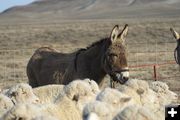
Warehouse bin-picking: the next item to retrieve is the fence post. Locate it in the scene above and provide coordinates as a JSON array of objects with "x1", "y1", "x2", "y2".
[{"x1": 153, "y1": 65, "x2": 157, "y2": 81}]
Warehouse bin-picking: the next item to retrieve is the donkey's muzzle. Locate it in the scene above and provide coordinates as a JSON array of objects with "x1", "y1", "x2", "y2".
[
  {"x1": 119, "y1": 78, "x2": 128, "y2": 84},
  {"x1": 115, "y1": 73, "x2": 129, "y2": 84},
  {"x1": 110, "y1": 70, "x2": 129, "y2": 84},
  {"x1": 122, "y1": 76, "x2": 129, "y2": 81}
]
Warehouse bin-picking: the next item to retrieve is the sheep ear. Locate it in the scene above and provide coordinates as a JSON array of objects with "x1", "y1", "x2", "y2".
[
  {"x1": 170, "y1": 28, "x2": 180, "y2": 40},
  {"x1": 119, "y1": 24, "x2": 128, "y2": 41},
  {"x1": 110, "y1": 25, "x2": 119, "y2": 43},
  {"x1": 120, "y1": 97, "x2": 131, "y2": 102}
]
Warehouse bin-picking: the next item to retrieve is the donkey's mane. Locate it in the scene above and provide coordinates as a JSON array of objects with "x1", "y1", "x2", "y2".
[
  {"x1": 76, "y1": 38, "x2": 109, "y2": 55},
  {"x1": 74, "y1": 38, "x2": 109, "y2": 71},
  {"x1": 86, "y1": 38, "x2": 108, "y2": 49}
]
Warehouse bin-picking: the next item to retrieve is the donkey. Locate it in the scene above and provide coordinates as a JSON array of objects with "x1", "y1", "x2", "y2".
[
  {"x1": 27, "y1": 24, "x2": 129, "y2": 88},
  {"x1": 170, "y1": 28, "x2": 180, "y2": 65}
]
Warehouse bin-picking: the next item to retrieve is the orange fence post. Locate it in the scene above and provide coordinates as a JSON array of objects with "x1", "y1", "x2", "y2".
[
  {"x1": 153, "y1": 65, "x2": 157, "y2": 81},
  {"x1": 129, "y1": 60, "x2": 178, "y2": 80}
]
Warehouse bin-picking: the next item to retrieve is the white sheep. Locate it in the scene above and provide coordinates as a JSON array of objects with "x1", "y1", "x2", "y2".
[
  {"x1": 32, "y1": 79, "x2": 99, "y2": 104},
  {"x1": 149, "y1": 81, "x2": 178, "y2": 105},
  {"x1": 83, "y1": 101, "x2": 113, "y2": 120},
  {"x1": 85, "y1": 112, "x2": 99, "y2": 120},
  {"x1": 3, "y1": 83, "x2": 40, "y2": 104},
  {"x1": 0, "y1": 94, "x2": 14, "y2": 115},
  {"x1": 117, "y1": 79, "x2": 178, "y2": 107},
  {"x1": 31, "y1": 79, "x2": 99, "y2": 120},
  {"x1": 115, "y1": 79, "x2": 178, "y2": 119},
  {"x1": 33, "y1": 84, "x2": 64, "y2": 103},
  {"x1": 31, "y1": 83, "x2": 82, "y2": 120},
  {"x1": 63, "y1": 79, "x2": 99, "y2": 99},
  {"x1": 32, "y1": 115, "x2": 59, "y2": 120},
  {"x1": 1, "y1": 98, "x2": 81, "y2": 120},
  {"x1": 0, "y1": 103, "x2": 41, "y2": 120},
  {"x1": 0, "y1": 80, "x2": 97, "y2": 120},
  {"x1": 113, "y1": 105, "x2": 156, "y2": 120},
  {"x1": 41, "y1": 96, "x2": 82, "y2": 120},
  {"x1": 146, "y1": 81, "x2": 178, "y2": 119},
  {"x1": 62, "y1": 79, "x2": 99, "y2": 112},
  {"x1": 117, "y1": 79, "x2": 150, "y2": 105},
  {"x1": 0, "y1": 103, "x2": 62, "y2": 120},
  {"x1": 0, "y1": 78, "x2": 177, "y2": 120},
  {"x1": 96, "y1": 88, "x2": 135, "y2": 117}
]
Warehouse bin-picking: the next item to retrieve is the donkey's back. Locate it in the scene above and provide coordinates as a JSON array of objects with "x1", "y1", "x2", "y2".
[{"x1": 27, "y1": 47, "x2": 76, "y2": 87}]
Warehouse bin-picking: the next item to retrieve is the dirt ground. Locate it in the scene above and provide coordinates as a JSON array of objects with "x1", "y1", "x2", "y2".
[{"x1": 0, "y1": 18, "x2": 179, "y2": 102}]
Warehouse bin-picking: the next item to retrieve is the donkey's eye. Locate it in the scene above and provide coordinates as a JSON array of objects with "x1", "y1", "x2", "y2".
[
  {"x1": 108, "y1": 54, "x2": 117, "y2": 63},
  {"x1": 109, "y1": 53, "x2": 117, "y2": 57}
]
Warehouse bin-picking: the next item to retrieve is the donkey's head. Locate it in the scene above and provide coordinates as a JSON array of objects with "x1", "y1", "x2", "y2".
[
  {"x1": 103, "y1": 24, "x2": 129, "y2": 84},
  {"x1": 170, "y1": 28, "x2": 180, "y2": 65}
]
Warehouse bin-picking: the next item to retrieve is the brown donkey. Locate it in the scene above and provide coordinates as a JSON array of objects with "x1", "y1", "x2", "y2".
[
  {"x1": 170, "y1": 28, "x2": 180, "y2": 65},
  {"x1": 27, "y1": 25, "x2": 129, "y2": 88}
]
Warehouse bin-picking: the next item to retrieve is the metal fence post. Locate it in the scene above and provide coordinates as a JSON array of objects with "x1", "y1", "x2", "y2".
[{"x1": 153, "y1": 65, "x2": 157, "y2": 81}]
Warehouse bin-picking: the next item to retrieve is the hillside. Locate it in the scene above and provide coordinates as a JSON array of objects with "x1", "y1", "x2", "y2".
[{"x1": 0, "y1": 0, "x2": 180, "y2": 23}]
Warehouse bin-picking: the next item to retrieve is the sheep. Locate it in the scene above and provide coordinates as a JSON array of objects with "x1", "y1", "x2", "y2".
[
  {"x1": 83, "y1": 79, "x2": 100, "y2": 94},
  {"x1": 0, "y1": 78, "x2": 177, "y2": 120},
  {"x1": 29, "y1": 79, "x2": 99, "y2": 120},
  {"x1": 83, "y1": 88, "x2": 135, "y2": 120},
  {"x1": 96, "y1": 88, "x2": 134, "y2": 114},
  {"x1": 1, "y1": 98, "x2": 82, "y2": 120},
  {"x1": 41, "y1": 96, "x2": 82, "y2": 120},
  {"x1": 33, "y1": 79, "x2": 99, "y2": 120},
  {"x1": 33, "y1": 84, "x2": 64, "y2": 103},
  {"x1": 0, "y1": 94, "x2": 14, "y2": 115},
  {"x1": 113, "y1": 105, "x2": 156, "y2": 120},
  {"x1": 117, "y1": 79, "x2": 150, "y2": 105},
  {"x1": 3, "y1": 83, "x2": 40, "y2": 104},
  {"x1": 116, "y1": 79, "x2": 177, "y2": 107},
  {"x1": 32, "y1": 115, "x2": 59, "y2": 120},
  {"x1": 32, "y1": 79, "x2": 99, "y2": 104},
  {"x1": 115, "y1": 79, "x2": 177, "y2": 119},
  {"x1": 83, "y1": 101, "x2": 113, "y2": 120},
  {"x1": 149, "y1": 81, "x2": 178, "y2": 105},
  {"x1": 63, "y1": 79, "x2": 99, "y2": 99},
  {"x1": 148, "y1": 81, "x2": 178, "y2": 119},
  {"x1": 62, "y1": 79, "x2": 99, "y2": 112},
  {"x1": 84, "y1": 112, "x2": 99, "y2": 120},
  {"x1": 0, "y1": 79, "x2": 97, "y2": 120},
  {"x1": 0, "y1": 103, "x2": 42, "y2": 120}
]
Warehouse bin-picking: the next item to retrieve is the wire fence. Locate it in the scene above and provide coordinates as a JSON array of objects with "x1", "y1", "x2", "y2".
[
  {"x1": 0, "y1": 42, "x2": 179, "y2": 86},
  {"x1": 0, "y1": 49, "x2": 34, "y2": 85},
  {"x1": 127, "y1": 42, "x2": 180, "y2": 81}
]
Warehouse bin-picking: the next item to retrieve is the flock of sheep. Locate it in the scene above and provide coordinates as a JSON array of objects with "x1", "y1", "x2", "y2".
[{"x1": 0, "y1": 78, "x2": 178, "y2": 120}]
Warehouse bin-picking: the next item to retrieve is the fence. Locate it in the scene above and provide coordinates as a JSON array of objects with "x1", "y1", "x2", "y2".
[
  {"x1": 0, "y1": 42, "x2": 179, "y2": 88},
  {"x1": 127, "y1": 42, "x2": 180, "y2": 81},
  {"x1": 129, "y1": 60, "x2": 180, "y2": 81},
  {"x1": 0, "y1": 49, "x2": 34, "y2": 87}
]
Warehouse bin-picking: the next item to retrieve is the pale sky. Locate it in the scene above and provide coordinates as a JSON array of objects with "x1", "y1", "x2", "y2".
[{"x1": 0, "y1": 0, "x2": 35, "y2": 12}]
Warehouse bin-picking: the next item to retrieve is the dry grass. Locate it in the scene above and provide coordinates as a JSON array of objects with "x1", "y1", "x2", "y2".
[{"x1": 0, "y1": 18, "x2": 179, "y2": 102}]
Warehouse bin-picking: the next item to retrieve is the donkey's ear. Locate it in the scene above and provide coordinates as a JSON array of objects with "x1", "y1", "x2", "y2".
[
  {"x1": 170, "y1": 28, "x2": 180, "y2": 40},
  {"x1": 119, "y1": 24, "x2": 128, "y2": 40},
  {"x1": 110, "y1": 25, "x2": 119, "y2": 42}
]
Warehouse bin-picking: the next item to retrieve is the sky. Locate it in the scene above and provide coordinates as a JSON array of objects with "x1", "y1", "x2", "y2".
[{"x1": 0, "y1": 0, "x2": 35, "y2": 12}]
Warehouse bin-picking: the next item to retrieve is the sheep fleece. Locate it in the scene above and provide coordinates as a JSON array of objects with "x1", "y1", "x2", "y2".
[{"x1": 0, "y1": 79, "x2": 178, "y2": 120}]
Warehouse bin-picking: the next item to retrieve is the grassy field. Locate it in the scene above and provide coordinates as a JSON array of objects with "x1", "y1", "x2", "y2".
[{"x1": 0, "y1": 18, "x2": 179, "y2": 102}]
